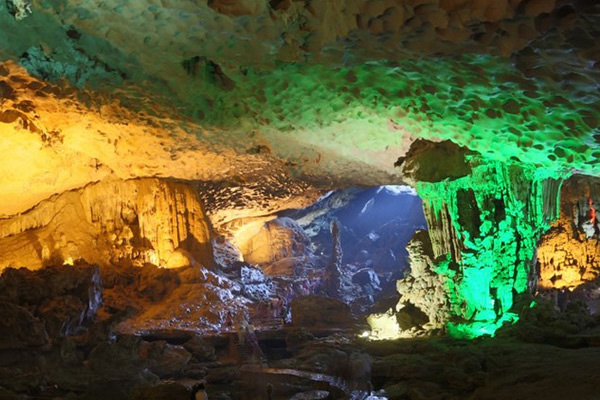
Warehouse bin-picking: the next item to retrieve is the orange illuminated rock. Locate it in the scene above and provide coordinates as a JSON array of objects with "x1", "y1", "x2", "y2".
[
  {"x1": 0, "y1": 178, "x2": 214, "y2": 271},
  {"x1": 537, "y1": 222, "x2": 600, "y2": 290},
  {"x1": 537, "y1": 176, "x2": 600, "y2": 290},
  {"x1": 234, "y1": 217, "x2": 312, "y2": 266}
]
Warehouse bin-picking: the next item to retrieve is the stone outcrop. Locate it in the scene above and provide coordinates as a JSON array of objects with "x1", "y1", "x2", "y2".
[
  {"x1": 0, "y1": 302, "x2": 49, "y2": 349},
  {"x1": 537, "y1": 223, "x2": 600, "y2": 290},
  {"x1": 368, "y1": 230, "x2": 449, "y2": 338},
  {"x1": 396, "y1": 231, "x2": 450, "y2": 331},
  {"x1": 395, "y1": 140, "x2": 472, "y2": 186},
  {"x1": 0, "y1": 264, "x2": 102, "y2": 341},
  {"x1": 324, "y1": 219, "x2": 343, "y2": 299},
  {"x1": 376, "y1": 152, "x2": 563, "y2": 338},
  {"x1": 0, "y1": 178, "x2": 214, "y2": 271},
  {"x1": 290, "y1": 295, "x2": 355, "y2": 328},
  {"x1": 233, "y1": 217, "x2": 312, "y2": 266},
  {"x1": 537, "y1": 176, "x2": 600, "y2": 290}
]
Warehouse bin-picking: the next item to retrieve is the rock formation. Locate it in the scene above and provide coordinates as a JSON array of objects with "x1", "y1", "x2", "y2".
[
  {"x1": 0, "y1": 178, "x2": 214, "y2": 270},
  {"x1": 2, "y1": 0, "x2": 600, "y2": 398},
  {"x1": 537, "y1": 176, "x2": 600, "y2": 290},
  {"x1": 325, "y1": 219, "x2": 343, "y2": 299},
  {"x1": 233, "y1": 217, "x2": 312, "y2": 266}
]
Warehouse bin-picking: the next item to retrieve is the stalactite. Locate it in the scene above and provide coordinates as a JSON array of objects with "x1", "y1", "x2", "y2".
[
  {"x1": 416, "y1": 162, "x2": 564, "y2": 338},
  {"x1": 0, "y1": 178, "x2": 214, "y2": 271},
  {"x1": 537, "y1": 176, "x2": 600, "y2": 290},
  {"x1": 422, "y1": 203, "x2": 462, "y2": 261}
]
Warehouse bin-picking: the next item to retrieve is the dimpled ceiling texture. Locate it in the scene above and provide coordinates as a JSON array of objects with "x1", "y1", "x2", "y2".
[{"x1": 1, "y1": 0, "x2": 600, "y2": 337}]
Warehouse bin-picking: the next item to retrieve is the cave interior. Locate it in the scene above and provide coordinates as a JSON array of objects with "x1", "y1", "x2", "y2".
[{"x1": 1, "y1": 0, "x2": 600, "y2": 399}]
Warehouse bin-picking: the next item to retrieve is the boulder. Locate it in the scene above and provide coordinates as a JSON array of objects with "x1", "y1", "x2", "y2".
[
  {"x1": 88, "y1": 336, "x2": 156, "y2": 383},
  {"x1": 0, "y1": 302, "x2": 49, "y2": 349},
  {"x1": 239, "y1": 218, "x2": 312, "y2": 266},
  {"x1": 139, "y1": 341, "x2": 191, "y2": 378},
  {"x1": 290, "y1": 295, "x2": 355, "y2": 328},
  {"x1": 183, "y1": 335, "x2": 216, "y2": 361}
]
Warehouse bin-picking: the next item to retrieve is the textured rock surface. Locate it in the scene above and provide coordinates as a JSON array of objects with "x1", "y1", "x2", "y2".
[
  {"x1": 290, "y1": 295, "x2": 355, "y2": 328},
  {"x1": 417, "y1": 162, "x2": 562, "y2": 337},
  {"x1": 368, "y1": 230, "x2": 449, "y2": 338},
  {"x1": 0, "y1": 62, "x2": 320, "y2": 219},
  {"x1": 0, "y1": 178, "x2": 214, "y2": 270},
  {"x1": 537, "y1": 176, "x2": 600, "y2": 290},
  {"x1": 234, "y1": 217, "x2": 312, "y2": 265},
  {"x1": 2, "y1": 0, "x2": 600, "y2": 373},
  {"x1": 396, "y1": 231, "x2": 449, "y2": 330},
  {"x1": 0, "y1": 264, "x2": 101, "y2": 340},
  {"x1": 0, "y1": 301, "x2": 49, "y2": 349},
  {"x1": 0, "y1": 1, "x2": 599, "y2": 221}
]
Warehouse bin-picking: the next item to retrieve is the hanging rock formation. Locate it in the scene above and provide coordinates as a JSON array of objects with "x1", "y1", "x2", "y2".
[
  {"x1": 537, "y1": 176, "x2": 600, "y2": 290},
  {"x1": 0, "y1": 178, "x2": 214, "y2": 271},
  {"x1": 418, "y1": 161, "x2": 562, "y2": 337},
  {"x1": 372, "y1": 140, "x2": 564, "y2": 338}
]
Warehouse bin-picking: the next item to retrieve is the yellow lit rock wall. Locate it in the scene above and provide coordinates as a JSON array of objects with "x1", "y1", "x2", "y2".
[
  {"x1": 537, "y1": 223, "x2": 600, "y2": 290},
  {"x1": 0, "y1": 178, "x2": 214, "y2": 271},
  {"x1": 537, "y1": 176, "x2": 600, "y2": 290}
]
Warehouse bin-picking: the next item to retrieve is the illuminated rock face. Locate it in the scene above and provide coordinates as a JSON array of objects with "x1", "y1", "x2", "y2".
[
  {"x1": 367, "y1": 148, "x2": 564, "y2": 339},
  {"x1": 537, "y1": 225, "x2": 600, "y2": 290},
  {"x1": 0, "y1": 2, "x2": 598, "y2": 210},
  {"x1": 537, "y1": 176, "x2": 600, "y2": 290},
  {"x1": 414, "y1": 160, "x2": 562, "y2": 338},
  {"x1": 0, "y1": 178, "x2": 214, "y2": 271},
  {"x1": 396, "y1": 230, "x2": 449, "y2": 332},
  {"x1": 368, "y1": 230, "x2": 449, "y2": 339},
  {"x1": 233, "y1": 217, "x2": 312, "y2": 265},
  {"x1": 0, "y1": 0, "x2": 599, "y2": 343}
]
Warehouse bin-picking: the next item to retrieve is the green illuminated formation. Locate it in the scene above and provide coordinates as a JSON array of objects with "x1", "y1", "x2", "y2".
[
  {"x1": 188, "y1": 53, "x2": 600, "y2": 178},
  {"x1": 417, "y1": 163, "x2": 563, "y2": 338}
]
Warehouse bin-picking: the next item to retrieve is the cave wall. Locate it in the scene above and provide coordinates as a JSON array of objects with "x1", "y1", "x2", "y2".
[
  {"x1": 0, "y1": 178, "x2": 214, "y2": 270},
  {"x1": 537, "y1": 175, "x2": 600, "y2": 290}
]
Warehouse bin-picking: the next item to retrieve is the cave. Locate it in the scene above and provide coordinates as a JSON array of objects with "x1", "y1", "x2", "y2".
[{"x1": 1, "y1": 0, "x2": 600, "y2": 399}]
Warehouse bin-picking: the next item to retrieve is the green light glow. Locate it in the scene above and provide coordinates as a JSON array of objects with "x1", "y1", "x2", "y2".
[
  {"x1": 183, "y1": 55, "x2": 600, "y2": 176},
  {"x1": 418, "y1": 163, "x2": 563, "y2": 339}
]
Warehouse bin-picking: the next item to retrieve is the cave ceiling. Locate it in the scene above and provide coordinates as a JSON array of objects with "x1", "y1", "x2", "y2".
[{"x1": 1, "y1": 0, "x2": 599, "y2": 217}]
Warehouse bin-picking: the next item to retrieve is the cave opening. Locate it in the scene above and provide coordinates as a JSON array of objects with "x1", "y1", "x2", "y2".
[
  {"x1": 211, "y1": 184, "x2": 428, "y2": 334},
  {"x1": 0, "y1": 181, "x2": 426, "y2": 400}
]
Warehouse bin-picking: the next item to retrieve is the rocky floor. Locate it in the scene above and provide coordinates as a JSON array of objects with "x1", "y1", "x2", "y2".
[
  {"x1": 2, "y1": 315, "x2": 600, "y2": 399},
  {"x1": 2, "y1": 261, "x2": 600, "y2": 400}
]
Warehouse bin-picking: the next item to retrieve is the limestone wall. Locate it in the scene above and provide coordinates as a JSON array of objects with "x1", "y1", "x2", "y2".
[{"x1": 0, "y1": 178, "x2": 214, "y2": 270}]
